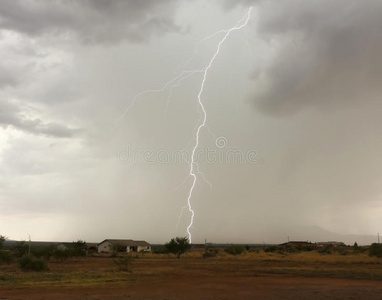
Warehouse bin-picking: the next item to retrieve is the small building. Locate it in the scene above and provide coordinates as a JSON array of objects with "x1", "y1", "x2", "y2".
[
  {"x1": 56, "y1": 243, "x2": 72, "y2": 251},
  {"x1": 279, "y1": 241, "x2": 317, "y2": 248},
  {"x1": 316, "y1": 241, "x2": 345, "y2": 247},
  {"x1": 97, "y1": 239, "x2": 151, "y2": 253}
]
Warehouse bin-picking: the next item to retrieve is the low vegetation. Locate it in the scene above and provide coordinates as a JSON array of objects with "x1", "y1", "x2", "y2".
[
  {"x1": 224, "y1": 245, "x2": 245, "y2": 255},
  {"x1": 1, "y1": 233, "x2": 382, "y2": 293},
  {"x1": 18, "y1": 254, "x2": 48, "y2": 271},
  {"x1": 113, "y1": 255, "x2": 134, "y2": 271},
  {"x1": 203, "y1": 247, "x2": 219, "y2": 258},
  {"x1": 164, "y1": 237, "x2": 191, "y2": 258},
  {"x1": 369, "y1": 243, "x2": 382, "y2": 257}
]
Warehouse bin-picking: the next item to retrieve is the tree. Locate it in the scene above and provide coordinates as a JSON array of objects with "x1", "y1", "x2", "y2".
[
  {"x1": 53, "y1": 248, "x2": 70, "y2": 262},
  {"x1": 369, "y1": 243, "x2": 382, "y2": 257},
  {"x1": 165, "y1": 237, "x2": 191, "y2": 258},
  {"x1": 0, "y1": 235, "x2": 13, "y2": 264},
  {"x1": 13, "y1": 241, "x2": 29, "y2": 258},
  {"x1": 0, "y1": 235, "x2": 5, "y2": 250},
  {"x1": 71, "y1": 240, "x2": 87, "y2": 258}
]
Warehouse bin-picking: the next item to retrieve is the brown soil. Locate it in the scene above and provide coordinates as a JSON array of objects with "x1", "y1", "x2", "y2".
[
  {"x1": 2, "y1": 275, "x2": 382, "y2": 299},
  {"x1": 1, "y1": 252, "x2": 382, "y2": 299}
]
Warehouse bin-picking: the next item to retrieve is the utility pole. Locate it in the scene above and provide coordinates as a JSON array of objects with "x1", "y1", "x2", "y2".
[
  {"x1": 378, "y1": 233, "x2": 380, "y2": 244},
  {"x1": 28, "y1": 234, "x2": 31, "y2": 255}
]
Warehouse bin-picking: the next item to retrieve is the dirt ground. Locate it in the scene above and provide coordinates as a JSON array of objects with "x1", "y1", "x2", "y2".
[
  {"x1": 1, "y1": 251, "x2": 382, "y2": 299},
  {"x1": 2, "y1": 275, "x2": 382, "y2": 300}
]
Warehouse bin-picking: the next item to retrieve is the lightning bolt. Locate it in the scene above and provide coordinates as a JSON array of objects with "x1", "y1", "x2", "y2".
[
  {"x1": 118, "y1": 7, "x2": 253, "y2": 244},
  {"x1": 185, "y1": 7, "x2": 252, "y2": 243}
]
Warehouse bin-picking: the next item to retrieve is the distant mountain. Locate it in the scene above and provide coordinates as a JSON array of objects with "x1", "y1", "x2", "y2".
[{"x1": 278, "y1": 225, "x2": 377, "y2": 246}]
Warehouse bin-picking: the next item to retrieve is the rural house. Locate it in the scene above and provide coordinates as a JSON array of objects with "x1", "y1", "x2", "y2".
[
  {"x1": 97, "y1": 239, "x2": 151, "y2": 253},
  {"x1": 316, "y1": 241, "x2": 345, "y2": 247},
  {"x1": 279, "y1": 241, "x2": 317, "y2": 248}
]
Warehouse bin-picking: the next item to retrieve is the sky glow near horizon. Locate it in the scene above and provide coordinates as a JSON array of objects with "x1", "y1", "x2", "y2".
[{"x1": 1, "y1": 0, "x2": 382, "y2": 244}]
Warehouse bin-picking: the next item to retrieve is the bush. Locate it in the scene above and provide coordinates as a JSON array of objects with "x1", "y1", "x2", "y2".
[
  {"x1": 264, "y1": 246, "x2": 279, "y2": 253},
  {"x1": 369, "y1": 243, "x2": 382, "y2": 257},
  {"x1": 12, "y1": 241, "x2": 29, "y2": 258},
  {"x1": 317, "y1": 246, "x2": 332, "y2": 255},
  {"x1": 224, "y1": 245, "x2": 245, "y2": 255},
  {"x1": 113, "y1": 255, "x2": 134, "y2": 271},
  {"x1": 0, "y1": 251, "x2": 14, "y2": 264},
  {"x1": 353, "y1": 243, "x2": 365, "y2": 254},
  {"x1": 333, "y1": 247, "x2": 348, "y2": 256},
  {"x1": 152, "y1": 246, "x2": 168, "y2": 254},
  {"x1": 248, "y1": 247, "x2": 261, "y2": 253},
  {"x1": 203, "y1": 247, "x2": 218, "y2": 258},
  {"x1": 18, "y1": 255, "x2": 48, "y2": 271},
  {"x1": 282, "y1": 245, "x2": 298, "y2": 253},
  {"x1": 53, "y1": 248, "x2": 70, "y2": 262}
]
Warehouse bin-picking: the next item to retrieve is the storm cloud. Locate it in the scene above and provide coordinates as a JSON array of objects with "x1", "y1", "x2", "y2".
[
  {"x1": 225, "y1": 0, "x2": 382, "y2": 115},
  {"x1": 1, "y1": 1, "x2": 381, "y2": 245},
  {"x1": 0, "y1": 0, "x2": 182, "y2": 43},
  {"x1": 0, "y1": 100, "x2": 79, "y2": 138}
]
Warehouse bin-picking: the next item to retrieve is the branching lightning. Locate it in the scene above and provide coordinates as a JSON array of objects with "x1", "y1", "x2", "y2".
[
  {"x1": 120, "y1": 7, "x2": 252, "y2": 244},
  {"x1": 184, "y1": 8, "x2": 252, "y2": 243}
]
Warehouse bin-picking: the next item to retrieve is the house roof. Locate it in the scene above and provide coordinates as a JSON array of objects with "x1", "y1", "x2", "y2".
[
  {"x1": 98, "y1": 239, "x2": 150, "y2": 247},
  {"x1": 279, "y1": 241, "x2": 315, "y2": 246},
  {"x1": 316, "y1": 242, "x2": 344, "y2": 245}
]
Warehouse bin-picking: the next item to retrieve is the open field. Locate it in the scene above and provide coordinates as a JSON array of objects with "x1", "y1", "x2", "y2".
[{"x1": 1, "y1": 248, "x2": 382, "y2": 299}]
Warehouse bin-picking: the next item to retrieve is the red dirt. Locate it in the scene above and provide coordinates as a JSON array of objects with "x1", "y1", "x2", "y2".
[
  {"x1": 2, "y1": 275, "x2": 382, "y2": 299},
  {"x1": 2, "y1": 254, "x2": 382, "y2": 299}
]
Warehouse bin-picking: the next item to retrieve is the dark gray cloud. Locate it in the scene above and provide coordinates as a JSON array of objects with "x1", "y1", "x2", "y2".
[
  {"x1": 224, "y1": 0, "x2": 382, "y2": 115},
  {"x1": 0, "y1": 100, "x2": 79, "y2": 138},
  {"x1": 221, "y1": 0, "x2": 258, "y2": 10},
  {"x1": 0, "y1": 0, "x2": 181, "y2": 43}
]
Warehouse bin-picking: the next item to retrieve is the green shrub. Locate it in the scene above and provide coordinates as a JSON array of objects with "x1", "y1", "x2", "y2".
[
  {"x1": 369, "y1": 243, "x2": 382, "y2": 257},
  {"x1": 249, "y1": 247, "x2": 261, "y2": 253},
  {"x1": 53, "y1": 249, "x2": 70, "y2": 262},
  {"x1": 296, "y1": 245, "x2": 314, "y2": 252},
  {"x1": 12, "y1": 241, "x2": 29, "y2": 258},
  {"x1": 0, "y1": 275, "x2": 16, "y2": 281},
  {"x1": 333, "y1": 247, "x2": 348, "y2": 255},
  {"x1": 264, "y1": 246, "x2": 279, "y2": 253},
  {"x1": 283, "y1": 245, "x2": 298, "y2": 253},
  {"x1": 0, "y1": 250, "x2": 14, "y2": 264},
  {"x1": 317, "y1": 246, "x2": 332, "y2": 255},
  {"x1": 113, "y1": 255, "x2": 134, "y2": 271},
  {"x1": 224, "y1": 245, "x2": 245, "y2": 255},
  {"x1": 152, "y1": 246, "x2": 168, "y2": 254},
  {"x1": 18, "y1": 254, "x2": 48, "y2": 271},
  {"x1": 203, "y1": 247, "x2": 218, "y2": 258}
]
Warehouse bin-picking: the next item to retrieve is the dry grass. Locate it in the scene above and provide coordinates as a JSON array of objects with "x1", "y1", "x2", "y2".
[{"x1": 1, "y1": 248, "x2": 382, "y2": 290}]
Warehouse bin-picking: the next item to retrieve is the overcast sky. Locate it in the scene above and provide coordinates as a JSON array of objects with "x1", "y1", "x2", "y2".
[{"x1": 1, "y1": 0, "x2": 382, "y2": 244}]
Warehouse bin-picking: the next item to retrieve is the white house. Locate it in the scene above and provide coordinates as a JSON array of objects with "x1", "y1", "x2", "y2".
[{"x1": 97, "y1": 239, "x2": 151, "y2": 253}]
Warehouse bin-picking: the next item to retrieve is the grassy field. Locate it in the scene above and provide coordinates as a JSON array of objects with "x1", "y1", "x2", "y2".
[{"x1": 1, "y1": 248, "x2": 382, "y2": 289}]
